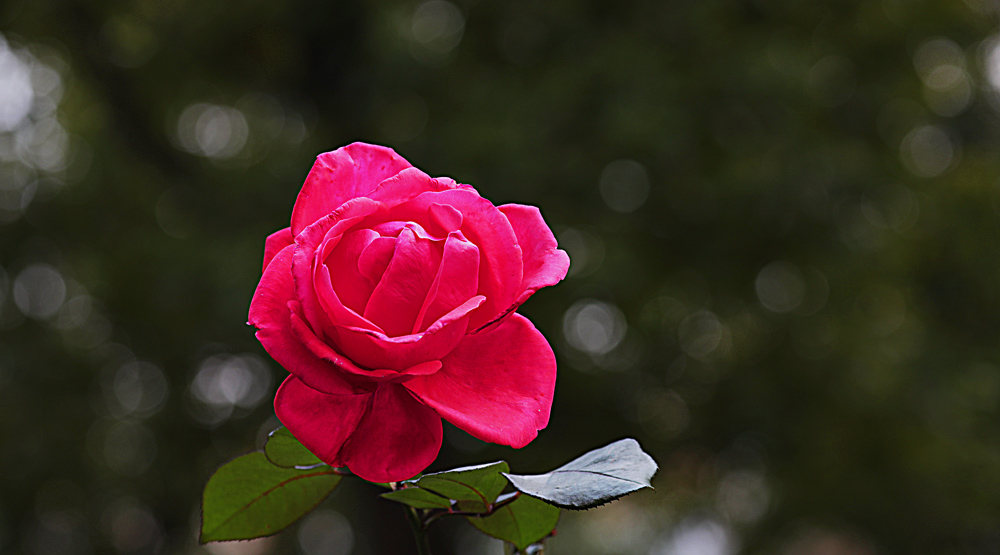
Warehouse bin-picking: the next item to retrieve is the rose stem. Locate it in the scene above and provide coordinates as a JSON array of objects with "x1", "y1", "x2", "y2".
[{"x1": 404, "y1": 505, "x2": 432, "y2": 555}]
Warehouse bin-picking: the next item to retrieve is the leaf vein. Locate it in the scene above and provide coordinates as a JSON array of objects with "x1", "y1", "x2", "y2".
[
  {"x1": 547, "y1": 469, "x2": 648, "y2": 486},
  {"x1": 204, "y1": 469, "x2": 337, "y2": 539}
]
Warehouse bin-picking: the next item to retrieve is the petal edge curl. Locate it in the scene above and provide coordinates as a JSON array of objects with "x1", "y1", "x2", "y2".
[
  {"x1": 248, "y1": 245, "x2": 355, "y2": 395},
  {"x1": 499, "y1": 204, "x2": 570, "y2": 306},
  {"x1": 262, "y1": 227, "x2": 293, "y2": 272}
]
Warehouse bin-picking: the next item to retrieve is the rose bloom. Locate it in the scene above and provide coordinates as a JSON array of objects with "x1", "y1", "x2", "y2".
[{"x1": 249, "y1": 143, "x2": 570, "y2": 482}]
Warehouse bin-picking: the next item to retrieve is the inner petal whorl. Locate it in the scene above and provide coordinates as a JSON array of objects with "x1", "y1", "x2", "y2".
[
  {"x1": 361, "y1": 226, "x2": 445, "y2": 337},
  {"x1": 357, "y1": 236, "x2": 396, "y2": 286},
  {"x1": 412, "y1": 232, "x2": 481, "y2": 334},
  {"x1": 326, "y1": 229, "x2": 379, "y2": 314}
]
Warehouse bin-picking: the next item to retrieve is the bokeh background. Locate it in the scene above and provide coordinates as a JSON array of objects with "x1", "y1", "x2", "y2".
[{"x1": 3, "y1": 0, "x2": 1000, "y2": 553}]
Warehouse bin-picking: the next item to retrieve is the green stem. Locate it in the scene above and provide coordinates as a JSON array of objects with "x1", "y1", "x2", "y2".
[{"x1": 404, "y1": 505, "x2": 432, "y2": 555}]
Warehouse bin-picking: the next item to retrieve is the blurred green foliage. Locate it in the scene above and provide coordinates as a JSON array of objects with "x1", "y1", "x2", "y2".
[{"x1": 3, "y1": 0, "x2": 1000, "y2": 553}]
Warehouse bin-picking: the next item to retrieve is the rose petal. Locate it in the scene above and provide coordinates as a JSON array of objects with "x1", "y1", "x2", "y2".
[
  {"x1": 363, "y1": 227, "x2": 442, "y2": 337},
  {"x1": 370, "y1": 220, "x2": 407, "y2": 238},
  {"x1": 365, "y1": 167, "x2": 464, "y2": 208},
  {"x1": 404, "y1": 313, "x2": 556, "y2": 449},
  {"x1": 427, "y1": 202, "x2": 463, "y2": 235},
  {"x1": 289, "y1": 303, "x2": 443, "y2": 382},
  {"x1": 293, "y1": 197, "x2": 385, "y2": 333},
  {"x1": 336, "y1": 360, "x2": 443, "y2": 383},
  {"x1": 413, "y1": 232, "x2": 480, "y2": 333},
  {"x1": 499, "y1": 204, "x2": 571, "y2": 306},
  {"x1": 389, "y1": 189, "x2": 523, "y2": 329},
  {"x1": 288, "y1": 302, "x2": 372, "y2": 379},
  {"x1": 274, "y1": 375, "x2": 371, "y2": 466},
  {"x1": 340, "y1": 383, "x2": 443, "y2": 482},
  {"x1": 263, "y1": 227, "x2": 294, "y2": 272},
  {"x1": 314, "y1": 258, "x2": 385, "y2": 335},
  {"x1": 249, "y1": 245, "x2": 355, "y2": 395},
  {"x1": 327, "y1": 229, "x2": 379, "y2": 314},
  {"x1": 357, "y1": 236, "x2": 396, "y2": 285},
  {"x1": 291, "y1": 143, "x2": 411, "y2": 236},
  {"x1": 333, "y1": 296, "x2": 485, "y2": 371}
]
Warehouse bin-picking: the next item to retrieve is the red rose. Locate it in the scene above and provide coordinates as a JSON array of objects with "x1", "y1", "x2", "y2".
[{"x1": 249, "y1": 143, "x2": 570, "y2": 482}]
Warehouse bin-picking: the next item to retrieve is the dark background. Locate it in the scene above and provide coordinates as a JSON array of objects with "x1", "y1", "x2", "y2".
[{"x1": 3, "y1": 0, "x2": 1000, "y2": 553}]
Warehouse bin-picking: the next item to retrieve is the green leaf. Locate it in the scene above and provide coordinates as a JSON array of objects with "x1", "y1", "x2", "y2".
[
  {"x1": 454, "y1": 499, "x2": 489, "y2": 513},
  {"x1": 406, "y1": 461, "x2": 510, "y2": 506},
  {"x1": 466, "y1": 494, "x2": 560, "y2": 550},
  {"x1": 263, "y1": 427, "x2": 323, "y2": 469},
  {"x1": 503, "y1": 438, "x2": 657, "y2": 509},
  {"x1": 381, "y1": 487, "x2": 454, "y2": 509},
  {"x1": 200, "y1": 452, "x2": 342, "y2": 542}
]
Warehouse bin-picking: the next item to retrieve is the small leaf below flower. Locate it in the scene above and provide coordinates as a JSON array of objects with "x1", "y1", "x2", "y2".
[
  {"x1": 405, "y1": 461, "x2": 510, "y2": 505},
  {"x1": 264, "y1": 426, "x2": 324, "y2": 468},
  {"x1": 466, "y1": 494, "x2": 560, "y2": 550},
  {"x1": 381, "y1": 487, "x2": 454, "y2": 509},
  {"x1": 503, "y1": 438, "x2": 657, "y2": 509},
  {"x1": 201, "y1": 453, "x2": 342, "y2": 542}
]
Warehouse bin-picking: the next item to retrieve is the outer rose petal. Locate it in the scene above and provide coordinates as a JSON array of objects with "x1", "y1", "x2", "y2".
[
  {"x1": 499, "y1": 204, "x2": 570, "y2": 306},
  {"x1": 248, "y1": 245, "x2": 354, "y2": 395},
  {"x1": 291, "y1": 143, "x2": 411, "y2": 235},
  {"x1": 263, "y1": 227, "x2": 294, "y2": 272},
  {"x1": 404, "y1": 313, "x2": 556, "y2": 448},
  {"x1": 340, "y1": 383, "x2": 443, "y2": 482},
  {"x1": 274, "y1": 376, "x2": 370, "y2": 467}
]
